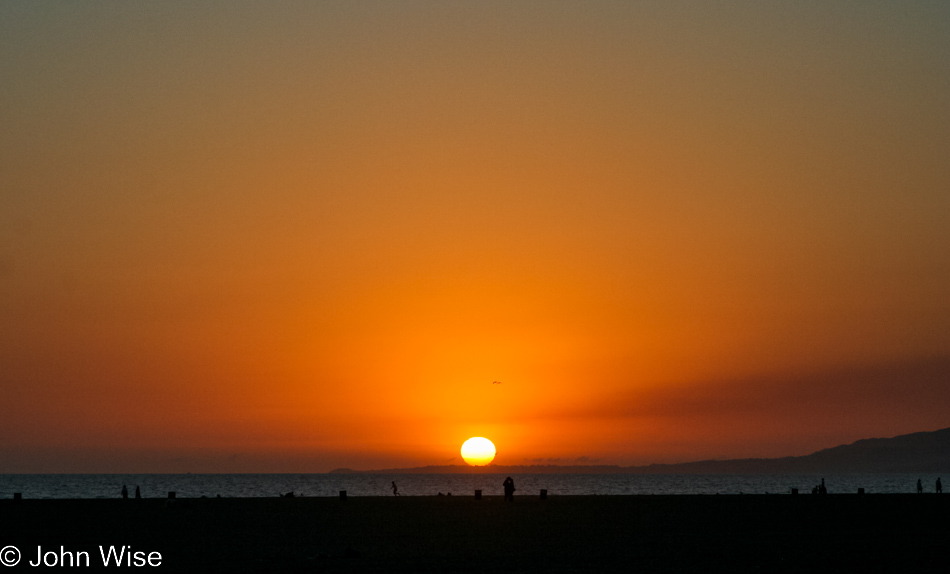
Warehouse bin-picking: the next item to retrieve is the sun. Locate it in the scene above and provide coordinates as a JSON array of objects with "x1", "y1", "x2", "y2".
[{"x1": 461, "y1": 437, "x2": 496, "y2": 466}]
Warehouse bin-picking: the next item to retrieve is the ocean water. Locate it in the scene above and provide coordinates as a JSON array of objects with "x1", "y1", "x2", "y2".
[{"x1": 0, "y1": 473, "x2": 938, "y2": 499}]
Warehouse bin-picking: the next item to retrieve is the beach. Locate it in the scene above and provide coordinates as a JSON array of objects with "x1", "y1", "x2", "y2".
[{"x1": 2, "y1": 494, "x2": 947, "y2": 572}]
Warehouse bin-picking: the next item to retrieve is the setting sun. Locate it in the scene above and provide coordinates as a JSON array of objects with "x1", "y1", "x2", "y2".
[{"x1": 460, "y1": 437, "x2": 496, "y2": 466}]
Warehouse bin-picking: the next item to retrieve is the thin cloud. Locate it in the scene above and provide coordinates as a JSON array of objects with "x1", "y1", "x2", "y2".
[
  {"x1": 522, "y1": 356, "x2": 950, "y2": 461},
  {"x1": 575, "y1": 456, "x2": 601, "y2": 463}
]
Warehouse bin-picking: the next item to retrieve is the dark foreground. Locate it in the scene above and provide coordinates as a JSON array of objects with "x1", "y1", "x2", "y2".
[{"x1": 2, "y1": 494, "x2": 948, "y2": 573}]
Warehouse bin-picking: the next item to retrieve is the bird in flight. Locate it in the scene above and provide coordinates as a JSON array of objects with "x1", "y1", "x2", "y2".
[{"x1": 492, "y1": 381, "x2": 502, "y2": 385}]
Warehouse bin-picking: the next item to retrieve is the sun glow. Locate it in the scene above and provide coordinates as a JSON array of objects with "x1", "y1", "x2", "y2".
[{"x1": 460, "y1": 437, "x2": 496, "y2": 466}]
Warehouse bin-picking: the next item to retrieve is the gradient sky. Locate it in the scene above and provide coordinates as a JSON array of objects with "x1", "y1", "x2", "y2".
[{"x1": 2, "y1": 1, "x2": 949, "y2": 472}]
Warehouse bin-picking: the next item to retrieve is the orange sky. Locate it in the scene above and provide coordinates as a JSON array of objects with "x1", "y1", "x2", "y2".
[{"x1": 1, "y1": 1, "x2": 949, "y2": 472}]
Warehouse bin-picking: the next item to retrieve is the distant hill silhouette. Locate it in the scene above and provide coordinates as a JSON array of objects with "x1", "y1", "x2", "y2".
[{"x1": 330, "y1": 427, "x2": 950, "y2": 475}]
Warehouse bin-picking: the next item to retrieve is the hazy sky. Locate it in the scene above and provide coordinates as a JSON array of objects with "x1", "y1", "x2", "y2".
[{"x1": 2, "y1": 1, "x2": 949, "y2": 472}]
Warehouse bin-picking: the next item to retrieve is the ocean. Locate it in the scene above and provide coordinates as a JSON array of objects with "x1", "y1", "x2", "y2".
[{"x1": 0, "y1": 473, "x2": 937, "y2": 499}]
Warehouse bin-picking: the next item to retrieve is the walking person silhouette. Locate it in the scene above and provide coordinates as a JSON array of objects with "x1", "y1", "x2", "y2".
[{"x1": 391, "y1": 481, "x2": 401, "y2": 496}]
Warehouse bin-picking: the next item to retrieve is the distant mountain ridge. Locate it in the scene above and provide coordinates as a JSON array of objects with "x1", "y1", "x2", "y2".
[{"x1": 330, "y1": 427, "x2": 950, "y2": 474}]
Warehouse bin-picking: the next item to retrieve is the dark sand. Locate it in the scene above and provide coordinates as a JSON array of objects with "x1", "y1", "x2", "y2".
[{"x1": 2, "y1": 494, "x2": 948, "y2": 572}]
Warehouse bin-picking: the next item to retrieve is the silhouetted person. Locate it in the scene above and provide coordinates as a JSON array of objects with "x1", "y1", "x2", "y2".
[
  {"x1": 937, "y1": 478, "x2": 942, "y2": 494},
  {"x1": 391, "y1": 481, "x2": 400, "y2": 496},
  {"x1": 121, "y1": 485, "x2": 128, "y2": 499},
  {"x1": 503, "y1": 476, "x2": 515, "y2": 502},
  {"x1": 135, "y1": 486, "x2": 141, "y2": 499},
  {"x1": 917, "y1": 479, "x2": 923, "y2": 494},
  {"x1": 819, "y1": 478, "x2": 827, "y2": 495}
]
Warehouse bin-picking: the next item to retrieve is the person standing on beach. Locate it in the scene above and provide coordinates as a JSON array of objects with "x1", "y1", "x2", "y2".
[
  {"x1": 391, "y1": 481, "x2": 400, "y2": 496},
  {"x1": 917, "y1": 479, "x2": 923, "y2": 493},
  {"x1": 503, "y1": 477, "x2": 515, "y2": 502},
  {"x1": 135, "y1": 486, "x2": 141, "y2": 499},
  {"x1": 937, "y1": 478, "x2": 942, "y2": 494},
  {"x1": 121, "y1": 485, "x2": 128, "y2": 499}
]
